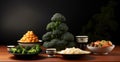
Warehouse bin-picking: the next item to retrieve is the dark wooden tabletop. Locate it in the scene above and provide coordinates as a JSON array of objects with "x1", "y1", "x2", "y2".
[{"x1": 0, "y1": 45, "x2": 120, "y2": 62}]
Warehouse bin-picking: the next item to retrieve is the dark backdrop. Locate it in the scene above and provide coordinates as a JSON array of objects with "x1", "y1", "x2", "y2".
[{"x1": 0, "y1": 0, "x2": 120, "y2": 45}]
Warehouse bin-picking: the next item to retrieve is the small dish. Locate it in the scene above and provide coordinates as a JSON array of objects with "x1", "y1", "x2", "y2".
[{"x1": 46, "y1": 48, "x2": 56, "y2": 57}]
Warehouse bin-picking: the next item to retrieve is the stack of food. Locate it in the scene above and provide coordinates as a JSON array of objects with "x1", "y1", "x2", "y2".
[
  {"x1": 57, "y1": 47, "x2": 90, "y2": 54},
  {"x1": 19, "y1": 31, "x2": 39, "y2": 43},
  {"x1": 57, "y1": 47, "x2": 90, "y2": 58},
  {"x1": 7, "y1": 31, "x2": 42, "y2": 57},
  {"x1": 17, "y1": 31, "x2": 41, "y2": 47}
]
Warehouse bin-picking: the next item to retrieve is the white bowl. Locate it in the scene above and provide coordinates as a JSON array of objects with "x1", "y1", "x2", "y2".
[
  {"x1": 87, "y1": 45, "x2": 115, "y2": 54},
  {"x1": 18, "y1": 40, "x2": 42, "y2": 47},
  {"x1": 7, "y1": 45, "x2": 15, "y2": 52}
]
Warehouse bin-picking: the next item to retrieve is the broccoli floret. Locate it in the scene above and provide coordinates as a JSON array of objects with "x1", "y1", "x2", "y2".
[
  {"x1": 55, "y1": 40, "x2": 68, "y2": 50},
  {"x1": 51, "y1": 13, "x2": 66, "y2": 22},
  {"x1": 16, "y1": 45, "x2": 23, "y2": 50},
  {"x1": 22, "y1": 49, "x2": 27, "y2": 54},
  {"x1": 25, "y1": 46, "x2": 31, "y2": 50},
  {"x1": 43, "y1": 39, "x2": 60, "y2": 48},
  {"x1": 16, "y1": 45, "x2": 24, "y2": 53},
  {"x1": 58, "y1": 23, "x2": 68, "y2": 32},
  {"x1": 52, "y1": 30, "x2": 63, "y2": 38},
  {"x1": 34, "y1": 44, "x2": 41, "y2": 53},
  {"x1": 56, "y1": 40, "x2": 68, "y2": 46},
  {"x1": 46, "y1": 22, "x2": 56, "y2": 31},
  {"x1": 10, "y1": 45, "x2": 42, "y2": 54},
  {"x1": 26, "y1": 44, "x2": 41, "y2": 54},
  {"x1": 27, "y1": 49, "x2": 37, "y2": 54},
  {"x1": 42, "y1": 32, "x2": 52, "y2": 41},
  {"x1": 10, "y1": 48, "x2": 17, "y2": 53},
  {"x1": 61, "y1": 32, "x2": 74, "y2": 41},
  {"x1": 43, "y1": 42, "x2": 49, "y2": 48}
]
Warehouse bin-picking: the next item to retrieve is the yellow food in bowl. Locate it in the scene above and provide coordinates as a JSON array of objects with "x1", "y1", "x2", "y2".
[
  {"x1": 20, "y1": 31, "x2": 39, "y2": 43},
  {"x1": 58, "y1": 47, "x2": 90, "y2": 54},
  {"x1": 89, "y1": 40, "x2": 113, "y2": 47}
]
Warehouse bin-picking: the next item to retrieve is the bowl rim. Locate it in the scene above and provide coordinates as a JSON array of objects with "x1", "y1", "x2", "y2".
[
  {"x1": 87, "y1": 44, "x2": 115, "y2": 48},
  {"x1": 17, "y1": 40, "x2": 42, "y2": 44},
  {"x1": 56, "y1": 50, "x2": 91, "y2": 55},
  {"x1": 76, "y1": 36, "x2": 88, "y2": 38},
  {"x1": 7, "y1": 45, "x2": 15, "y2": 48}
]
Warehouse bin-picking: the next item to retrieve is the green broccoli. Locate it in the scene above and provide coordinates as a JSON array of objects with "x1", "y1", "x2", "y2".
[
  {"x1": 27, "y1": 49, "x2": 37, "y2": 54},
  {"x1": 34, "y1": 44, "x2": 41, "y2": 53},
  {"x1": 16, "y1": 45, "x2": 23, "y2": 53},
  {"x1": 42, "y1": 32, "x2": 52, "y2": 41},
  {"x1": 51, "y1": 13, "x2": 66, "y2": 22},
  {"x1": 56, "y1": 40, "x2": 68, "y2": 47},
  {"x1": 46, "y1": 22, "x2": 56, "y2": 31},
  {"x1": 10, "y1": 48, "x2": 17, "y2": 53},
  {"x1": 49, "y1": 39, "x2": 60, "y2": 47},
  {"x1": 22, "y1": 49, "x2": 27, "y2": 54},
  {"x1": 61, "y1": 32, "x2": 74, "y2": 41},
  {"x1": 43, "y1": 39, "x2": 60, "y2": 48},
  {"x1": 25, "y1": 46, "x2": 31, "y2": 50},
  {"x1": 43, "y1": 42, "x2": 49, "y2": 48},
  {"x1": 16, "y1": 45, "x2": 23, "y2": 50},
  {"x1": 42, "y1": 13, "x2": 76, "y2": 50},
  {"x1": 27, "y1": 44, "x2": 41, "y2": 54},
  {"x1": 52, "y1": 29, "x2": 63, "y2": 38},
  {"x1": 58, "y1": 23, "x2": 68, "y2": 32}
]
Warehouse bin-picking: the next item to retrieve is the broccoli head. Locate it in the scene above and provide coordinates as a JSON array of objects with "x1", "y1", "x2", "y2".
[
  {"x1": 46, "y1": 22, "x2": 56, "y2": 31},
  {"x1": 34, "y1": 44, "x2": 41, "y2": 53},
  {"x1": 56, "y1": 40, "x2": 68, "y2": 46},
  {"x1": 10, "y1": 48, "x2": 17, "y2": 53},
  {"x1": 52, "y1": 29, "x2": 63, "y2": 38},
  {"x1": 27, "y1": 49, "x2": 37, "y2": 54},
  {"x1": 58, "y1": 23, "x2": 68, "y2": 32},
  {"x1": 43, "y1": 39, "x2": 60, "y2": 48},
  {"x1": 42, "y1": 32, "x2": 52, "y2": 41},
  {"x1": 51, "y1": 13, "x2": 66, "y2": 22},
  {"x1": 43, "y1": 42, "x2": 49, "y2": 48},
  {"x1": 61, "y1": 32, "x2": 74, "y2": 41}
]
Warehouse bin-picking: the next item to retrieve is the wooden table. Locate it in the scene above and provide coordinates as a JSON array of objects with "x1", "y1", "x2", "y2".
[{"x1": 0, "y1": 45, "x2": 120, "y2": 62}]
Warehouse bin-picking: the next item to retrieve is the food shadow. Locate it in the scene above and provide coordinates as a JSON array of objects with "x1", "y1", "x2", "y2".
[
  {"x1": 61, "y1": 55, "x2": 95, "y2": 60},
  {"x1": 10, "y1": 55, "x2": 47, "y2": 60}
]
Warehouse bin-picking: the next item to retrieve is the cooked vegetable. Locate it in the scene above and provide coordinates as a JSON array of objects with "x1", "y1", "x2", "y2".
[
  {"x1": 42, "y1": 13, "x2": 75, "y2": 50},
  {"x1": 10, "y1": 48, "x2": 17, "y2": 53},
  {"x1": 89, "y1": 40, "x2": 113, "y2": 47},
  {"x1": 61, "y1": 32, "x2": 74, "y2": 42},
  {"x1": 10, "y1": 44, "x2": 41, "y2": 54}
]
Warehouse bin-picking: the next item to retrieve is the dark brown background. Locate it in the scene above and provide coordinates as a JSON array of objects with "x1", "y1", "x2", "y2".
[{"x1": 0, "y1": 0, "x2": 120, "y2": 45}]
